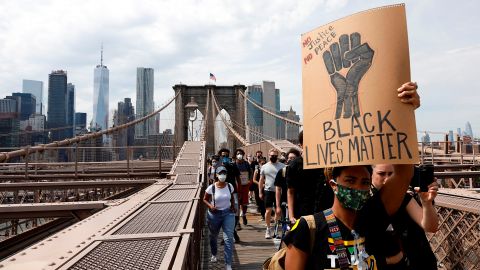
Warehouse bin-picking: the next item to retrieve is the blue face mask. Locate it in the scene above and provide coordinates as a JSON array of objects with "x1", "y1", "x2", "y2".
[{"x1": 221, "y1": 157, "x2": 230, "y2": 164}]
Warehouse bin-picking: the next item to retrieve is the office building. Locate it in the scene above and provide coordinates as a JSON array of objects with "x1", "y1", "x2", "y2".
[
  {"x1": 278, "y1": 106, "x2": 301, "y2": 142},
  {"x1": 135, "y1": 67, "x2": 155, "y2": 138},
  {"x1": 47, "y1": 70, "x2": 68, "y2": 143},
  {"x1": 246, "y1": 85, "x2": 263, "y2": 143},
  {"x1": 22, "y1": 80, "x2": 44, "y2": 114},
  {"x1": 92, "y1": 48, "x2": 109, "y2": 131},
  {"x1": 6, "y1": 93, "x2": 36, "y2": 121},
  {"x1": 75, "y1": 112, "x2": 87, "y2": 135},
  {"x1": 67, "y1": 83, "x2": 75, "y2": 138},
  {"x1": 113, "y1": 98, "x2": 135, "y2": 160}
]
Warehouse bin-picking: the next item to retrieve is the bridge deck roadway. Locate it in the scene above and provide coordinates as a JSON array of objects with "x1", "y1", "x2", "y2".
[{"x1": 0, "y1": 141, "x2": 206, "y2": 270}]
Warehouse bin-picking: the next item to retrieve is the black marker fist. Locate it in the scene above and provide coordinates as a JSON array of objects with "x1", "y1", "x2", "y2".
[{"x1": 323, "y1": 33, "x2": 374, "y2": 119}]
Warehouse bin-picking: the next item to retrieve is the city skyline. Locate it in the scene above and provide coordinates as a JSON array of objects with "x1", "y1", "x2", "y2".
[{"x1": 0, "y1": 1, "x2": 479, "y2": 138}]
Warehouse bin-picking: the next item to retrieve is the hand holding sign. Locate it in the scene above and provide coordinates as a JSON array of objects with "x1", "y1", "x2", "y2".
[{"x1": 323, "y1": 33, "x2": 374, "y2": 119}]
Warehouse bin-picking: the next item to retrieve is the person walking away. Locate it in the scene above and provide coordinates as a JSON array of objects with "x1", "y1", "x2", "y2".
[
  {"x1": 259, "y1": 148, "x2": 285, "y2": 239},
  {"x1": 203, "y1": 166, "x2": 236, "y2": 270},
  {"x1": 234, "y1": 149, "x2": 252, "y2": 225}
]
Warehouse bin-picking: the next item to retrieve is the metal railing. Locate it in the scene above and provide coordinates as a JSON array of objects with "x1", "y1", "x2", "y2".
[{"x1": 428, "y1": 190, "x2": 480, "y2": 269}]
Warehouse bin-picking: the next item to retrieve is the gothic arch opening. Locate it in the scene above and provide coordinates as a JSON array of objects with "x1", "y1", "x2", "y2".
[
  {"x1": 188, "y1": 109, "x2": 204, "y2": 141},
  {"x1": 214, "y1": 109, "x2": 232, "y2": 153}
]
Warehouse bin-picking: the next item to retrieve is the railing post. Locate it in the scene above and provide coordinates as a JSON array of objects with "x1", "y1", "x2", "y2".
[
  {"x1": 158, "y1": 144, "x2": 162, "y2": 177},
  {"x1": 75, "y1": 144, "x2": 79, "y2": 179},
  {"x1": 473, "y1": 144, "x2": 476, "y2": 165},
  {"x1": 421, "y1": 142, "x2": 425, "y2": 164},
  {"x1": 461, "y1": 141, "x2": 464, "y2": 165},
  {"x1": 127, "y1": 146, "x2": 130, "y2": 177},
  {"x1": 430, "y1": 143, "x2": 434, "y2": 164},
  {"x1": 24, "y1": 146, "x2": 29, "y2": 180}
]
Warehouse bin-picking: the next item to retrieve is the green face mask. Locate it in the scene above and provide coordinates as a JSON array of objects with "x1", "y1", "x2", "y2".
[{"x1": 334, "y1": 182, "x2": 371, "y2": 211}]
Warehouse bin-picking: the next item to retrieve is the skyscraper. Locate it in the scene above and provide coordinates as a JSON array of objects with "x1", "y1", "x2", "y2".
[
  {"x1": 114, "y1": 98, "x2": 135, "y2": 159},
  {"x1": 465, "y1": 121, "x2": 474, "y2": 138},
  {"x1": 75, "y1": 112, "x2": 87, "y2": 135},
  {"x1": 6, "y1": 93, "x2": 36, "y2": 121},
  {"x1": 92, "y1": 47, "x2": 109, "y2": 131},
  {"x1": 22, "y1": 80, "x2": 44, "y2": 114},
  {"x1": 246, "y1": 85, "x2": 263, "y2": 143},
  {"x1": 262, "y1": 81, "x2": 277, "y2": 140},
  {"x1": 47, "y1": 70, "x2": 68, "y2": 142},
  {"x1": 67, "y1": 83, "x2": 75, "y2": 138},
  {"x1": 135, "y1": 67, "x2": 154, "y2": 138}
]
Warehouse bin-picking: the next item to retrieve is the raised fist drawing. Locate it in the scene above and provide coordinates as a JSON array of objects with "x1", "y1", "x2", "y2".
[{"x1": 323, "y1": 33, "x2": 374, "y2": 119}]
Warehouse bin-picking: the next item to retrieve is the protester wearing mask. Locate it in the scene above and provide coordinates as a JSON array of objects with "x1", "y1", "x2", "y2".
[
  {"x1": 218, "y1": 148, "x2": 242, "y2": 241},
  {"x1": 234, "y1": 149, "x2": 252, "y2": 226},
  {"x1": 284, "y1": 81, "x2": 420, "y2": 269},
  {"x1": 259, "y1": 148, "x2": 285, "y2": 239},
  {"x1": 273, "y1": 148, "x2": 301, "y2": 238},
  {"x1": 203, "y1": 166, "x2": 236, "y2": 270},
  {"x1": 208, "y1": 155, "x2": 220, "y2": 184}
]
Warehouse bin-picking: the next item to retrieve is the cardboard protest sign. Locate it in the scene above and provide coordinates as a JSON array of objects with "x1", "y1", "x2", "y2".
[{"x1": 301, "y1": 4, "x2": 419, "y2": 169}]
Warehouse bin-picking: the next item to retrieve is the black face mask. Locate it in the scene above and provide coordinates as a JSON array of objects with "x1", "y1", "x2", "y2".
[{"x1": 270, "y1": 155, "x2": 278, "y2": 163}]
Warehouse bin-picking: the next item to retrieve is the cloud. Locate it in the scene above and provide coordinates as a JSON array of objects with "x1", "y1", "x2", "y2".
[{"x1": 0, "y1": 0, "x2": 479, "y2": 139}]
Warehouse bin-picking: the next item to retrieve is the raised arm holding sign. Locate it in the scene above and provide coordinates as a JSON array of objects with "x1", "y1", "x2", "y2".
[{"x1": 282, "y1": 4, "x2": 422, "y2": 270}]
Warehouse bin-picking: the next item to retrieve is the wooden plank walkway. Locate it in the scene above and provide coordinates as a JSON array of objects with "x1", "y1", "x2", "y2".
[{"x1": 201, "y1": 202, "x2": 280, "y2": 269}]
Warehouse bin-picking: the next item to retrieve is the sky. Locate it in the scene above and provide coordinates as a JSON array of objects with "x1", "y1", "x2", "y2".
[{"x1": 0, "y1": 0, "x2": 479, "y2": 140}]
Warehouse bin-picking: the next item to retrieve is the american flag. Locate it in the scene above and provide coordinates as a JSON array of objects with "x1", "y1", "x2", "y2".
[{"x1": 209, "y1": 73, "x2": 216, "y2": 82}]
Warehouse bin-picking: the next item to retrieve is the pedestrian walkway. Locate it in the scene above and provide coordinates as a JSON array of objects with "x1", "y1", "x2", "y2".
[{"x1": 201, "y1": 202, "x2": 278, "y2": 269}]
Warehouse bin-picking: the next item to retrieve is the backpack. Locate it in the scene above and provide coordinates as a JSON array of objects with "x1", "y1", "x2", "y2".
[{"x1": 262, "y1": 215, "x2": 316, "y2": 270}]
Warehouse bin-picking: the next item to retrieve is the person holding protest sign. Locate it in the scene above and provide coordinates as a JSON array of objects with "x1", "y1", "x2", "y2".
[
  {"x1": 283, "y1": 81, "x2": 420, "y2": 270},
  {"x1": 371, "y1": 164, "x2": 439, "y2": 270}
]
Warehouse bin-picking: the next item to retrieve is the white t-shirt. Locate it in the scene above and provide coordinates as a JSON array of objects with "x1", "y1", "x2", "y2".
[{"x1": 206, "y1": 183, "x2": 234, "y2": 210}]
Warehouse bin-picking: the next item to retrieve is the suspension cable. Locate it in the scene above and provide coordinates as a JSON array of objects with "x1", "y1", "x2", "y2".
[
  {"x1": 210, "y1": 89, "x2": 249, "y2": 146},
  {"x1": 239, "y1": 90, "x2": 302, "y2": 126},
  {"x1": 0, "y1": 92, "x2": 180, "y2": 162}
]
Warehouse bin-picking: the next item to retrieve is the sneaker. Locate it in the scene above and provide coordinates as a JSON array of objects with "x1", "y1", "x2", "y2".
[
  {"x1": 236, "y1": 223, "x2": 242, "y2": 231},
  {"x1": 265, "y1": 227, "x2": 272, "y2": 239},
  {"x1": 234, "y1": 231, "x2": 240, "y2": 243},
  {"x1": 210, "y1": 255, "x2": 217, "y2": 262},
  {"x1": 225, "y1": 264, "x2": 232, "y2": 270},
  {"x1": 242, "y1": 215, "x2": 248, "y2": 225}
]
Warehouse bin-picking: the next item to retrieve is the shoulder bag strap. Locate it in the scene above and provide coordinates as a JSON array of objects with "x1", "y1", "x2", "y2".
[
  {"x1": 323, "y1": 208, "x2": 350, "y2": 269},
  {"x1": 212, "y1": 183, "x2": 216, "y2": 207},
  {"x1": 303, "y1": 215, "x2": 317, "y2": 253}
]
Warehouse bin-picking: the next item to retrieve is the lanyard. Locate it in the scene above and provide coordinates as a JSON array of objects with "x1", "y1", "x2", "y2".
[{"x1": 323, "y1": 208, "x2": 350, "y2": 269}]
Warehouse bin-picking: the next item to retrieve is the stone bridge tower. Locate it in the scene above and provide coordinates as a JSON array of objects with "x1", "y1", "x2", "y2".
[{"x1": 173, "y1": 84, "x2": 246, "y2": 156}]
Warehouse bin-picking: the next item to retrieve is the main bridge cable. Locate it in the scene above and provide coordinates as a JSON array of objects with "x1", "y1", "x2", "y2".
[
  {"x1": 210, "y1": 89, "x2": 249, "y2": 146},
  {"x1": 0, "y1": 92, "x2": 181, "y2": 163},
  {"x1": 238, "y1": 90, "x2": 302, "y2": 126}
]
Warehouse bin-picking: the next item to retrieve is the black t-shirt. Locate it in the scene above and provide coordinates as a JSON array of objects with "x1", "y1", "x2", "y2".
[
  {"x1": 392, "y1": 194, "x2": 437, "y2": 270},
  {"x1": 283, "y1": 193, "x2": 389, "y2": 270},
  {"x1": 286, "y1": 156, "x2": 334, "y2": 217},
  {"x1": 274, "y1": 166, "x2": 288, "y2": 204}
]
